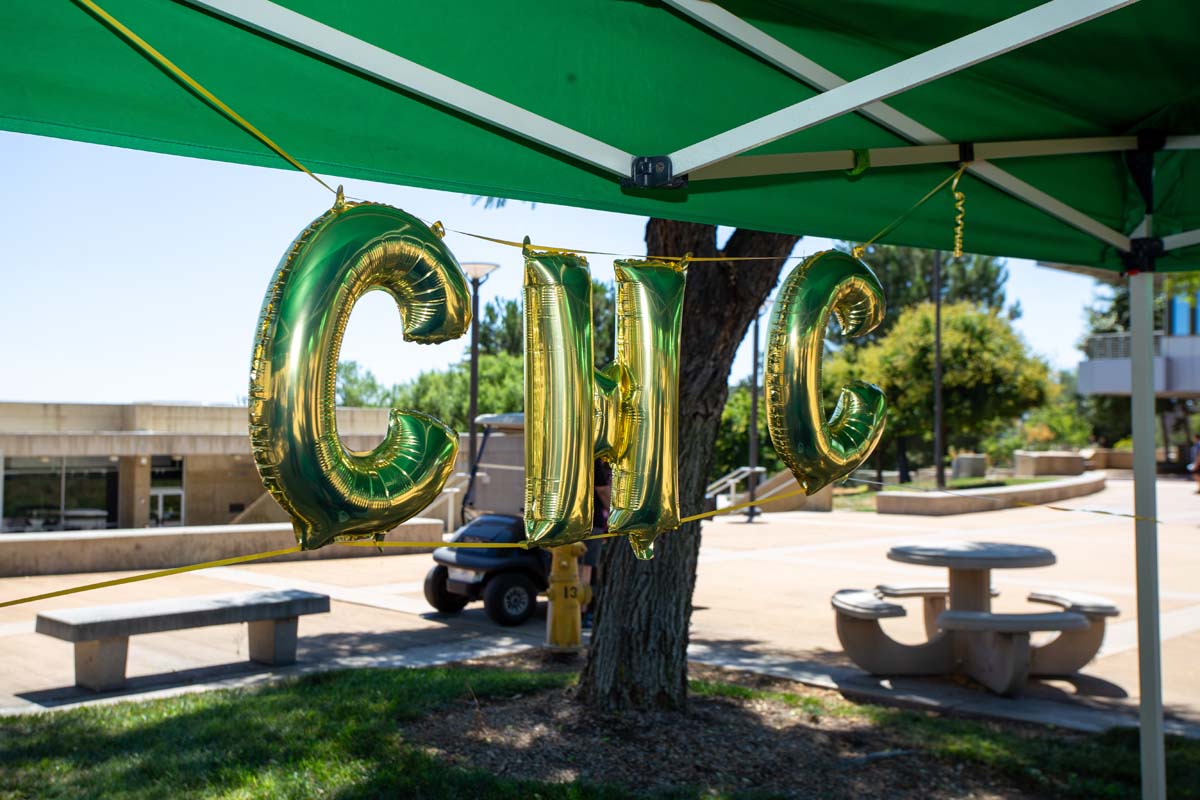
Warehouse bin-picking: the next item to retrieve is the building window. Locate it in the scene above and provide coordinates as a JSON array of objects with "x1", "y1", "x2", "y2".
[{"x1": 2, "y1": 457, "x2": 117, "y2": 533}]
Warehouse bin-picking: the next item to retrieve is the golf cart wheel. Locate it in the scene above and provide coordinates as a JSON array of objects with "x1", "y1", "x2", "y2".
[
  {"x1": 424, "y1": 565, "x2": 469, "y2": 613},
  {"x1": 483, "y1": 572, "x2": 536, "y2": 626}
]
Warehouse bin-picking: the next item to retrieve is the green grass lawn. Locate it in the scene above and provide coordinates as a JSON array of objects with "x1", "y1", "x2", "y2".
[{"x1": 1, "y1": 666, "x2": 1196, "y2": 799}]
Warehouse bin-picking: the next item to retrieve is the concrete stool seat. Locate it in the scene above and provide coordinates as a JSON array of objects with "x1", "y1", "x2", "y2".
[
  {"x1": 875, "y1": 583, "x2": 999, "y2": 598},
  {"x1": 937, "y1": 609, "x2": 1090, "y2": 695},
  {"x1": 1027, "y1": 590, "x2": 1119, "y2": 617},
  {"x1": 36, "y1": 589, "x2": 330, "y2": 691},
  {"x1": 875, "y1": 583, "x2": 999, "y2": 639},
  {"x1": 937, "y1": 610, "x2": 1088, "y2": 633},
  {"x1": 831, "y1": 589, "x2": 905, "y2": 620},
  {"x1": 1025, "y1": 590, "x2": 1119, "y2": 677},
  {"x1": 830, "y1": 589, "x2": 952, "y2": 676}
]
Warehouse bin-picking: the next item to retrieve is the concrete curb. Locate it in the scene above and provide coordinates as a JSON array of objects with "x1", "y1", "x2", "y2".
[{"x1": 875, "y1": 472, "x2": 1106, "y2": 516}]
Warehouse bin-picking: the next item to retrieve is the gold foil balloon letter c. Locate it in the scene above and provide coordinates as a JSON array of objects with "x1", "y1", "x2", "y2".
[
  {"x1": 765, "y1": 250, "x2": 887, "y2": 494},
  {"x1": 249, "y1": 197, "x2": 470, "y2": 550}
]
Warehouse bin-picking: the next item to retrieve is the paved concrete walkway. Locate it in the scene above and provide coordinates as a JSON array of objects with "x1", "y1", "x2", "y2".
[{"x1": 1, "y1": 476, "x2": 1197, "y2": 736}]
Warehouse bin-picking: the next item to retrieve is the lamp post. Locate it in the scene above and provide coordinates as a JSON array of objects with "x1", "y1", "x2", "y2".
[
  {"x1": 746, "y1": 308, "x2": 762, "y2": 521},
  {"x1": 461, "y1": 262, "x2": 499, "y2": 472}
]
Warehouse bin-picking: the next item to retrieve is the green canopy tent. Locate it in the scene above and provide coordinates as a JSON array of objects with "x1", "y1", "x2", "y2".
[{"x1": 3, "y1": 1, "x2": 1196, "y2": 795}]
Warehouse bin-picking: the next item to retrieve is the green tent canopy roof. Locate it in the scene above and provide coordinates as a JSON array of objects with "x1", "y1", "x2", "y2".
[{"x1": 2, "y1": 0, "x2": 1197, "y2": 271}]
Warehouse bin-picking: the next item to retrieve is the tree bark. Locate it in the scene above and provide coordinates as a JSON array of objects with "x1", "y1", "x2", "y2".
[{"x1": 577, "y1": 219, "x2": 800, "y2": 711}]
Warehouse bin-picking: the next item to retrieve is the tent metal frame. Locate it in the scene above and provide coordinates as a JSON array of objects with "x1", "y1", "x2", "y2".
[
  {"x1": 665, "y1": 0, "x2": 1139, "y2": 175},
  {"x1": 178, "y1": 2, "x2": 1174, "y2": 796},
  {"x1": 665, "y1": 0, "x2": 1144, "y2": 253}
]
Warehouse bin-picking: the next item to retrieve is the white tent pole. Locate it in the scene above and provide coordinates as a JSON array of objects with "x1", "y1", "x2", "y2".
[
  {"x1": 183, "y1": 0, "x2": 634, "y2": 177},
  {"x1": 1163, "y1": 229, "x2": 1200, "y2": 251},
  {"x1": 668, "y1": 0, "x2": 1138, "y2": 175},
  {"x1": 664, "y1": 0, "x2": 1132, "y2": 252},
  {"x1": 1130, "y1": 268, "x2": 1166, "y2": 800}
]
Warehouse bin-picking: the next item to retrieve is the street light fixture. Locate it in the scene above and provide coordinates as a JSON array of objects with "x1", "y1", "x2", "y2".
[{"x1": 461, "y1": 262, "x2": 500, "y2": 474}]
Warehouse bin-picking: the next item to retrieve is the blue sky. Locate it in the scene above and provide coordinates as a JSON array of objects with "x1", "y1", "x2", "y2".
[{"x1": 0, "y1": 131, "x2": 1100, "y2": 405}]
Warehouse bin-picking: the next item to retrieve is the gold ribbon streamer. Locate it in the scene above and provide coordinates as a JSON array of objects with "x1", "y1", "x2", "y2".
[
  {"x1": 2, "y1": 478, "x2": 1165, "y2": 609},
  {"x1": 73, "y1": 0, "x2": 337, "y2": 196},
  {"x1": 0, "y1": 546, "x2": 302, "y2": 608},
  {"x1": 952, "y1": 170, "x2": 967, "y2": 258},
  {"x1": 449, "y1": 228, "x2": 804, "y2": 264},
  {"x1": 852, "y1": 166, "x2": 967, "y2": 259}
]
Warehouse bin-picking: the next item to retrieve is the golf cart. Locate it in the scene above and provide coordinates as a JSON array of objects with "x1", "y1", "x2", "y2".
[{"x1": 424, "y1": 513, "x2": 551, "y2": 626}]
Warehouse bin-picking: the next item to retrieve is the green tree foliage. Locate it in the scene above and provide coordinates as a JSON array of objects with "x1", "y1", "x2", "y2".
[
  {"x1": 337, "y1": 352, "x2": 522, "y2": 431},
  {"x1": 336, "y1": 360, "x2": 394, "y2": 407},
  {"x1": 841, "y1": 245, "x2": 1019, "y2": 344},
  {"x1": 392, "y1": 352, "x2": 523, "y2": 430},
  {"x1": 981, "y1": 370, "x2": 1092, "y2": 465},
  {"x1": 477, "y1": 298, "x2": 522, "y2": 357},
  {"x1": 710, "y1": 381, "x2": 785, "y2": 480},
  {"x1": 592, "y1": 279, "x2": 616, "y2": 367},
  {"x1": 825, "y1": 302, "x2": 1049, "y2": 454},
  {"x1": 476, "y1": 279, "x2": 614, "y2": 367}
]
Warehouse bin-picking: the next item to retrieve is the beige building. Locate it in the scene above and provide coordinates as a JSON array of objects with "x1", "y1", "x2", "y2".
[{"x1": 0, "y1": 402, "x2": 487, "y2": 533}]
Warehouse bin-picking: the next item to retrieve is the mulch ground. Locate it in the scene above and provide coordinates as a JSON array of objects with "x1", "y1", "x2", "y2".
[{"x1": 400, "y1": 650, "x2": 1042, "y2": 799}]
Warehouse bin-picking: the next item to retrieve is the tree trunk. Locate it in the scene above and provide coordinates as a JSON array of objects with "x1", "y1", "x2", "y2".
[
  {"x1": 577, "y1": 218, "x2": 799, "y2": 711},
  {"x1": 896, "y1": 435, "x2": 912, "y2": 484}
]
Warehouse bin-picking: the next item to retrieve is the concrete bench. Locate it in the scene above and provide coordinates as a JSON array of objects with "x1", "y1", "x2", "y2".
[
  {"x1": 831, "y1": 589, "x2": 905, "y2": 620},
  {"x1": 36, "y1": 589, "x2": 330, "y2": 691},
  {"x1": 938, "y1": 610, "x2": 1088, "y2": 633},
  {"x1": 938, "y1": 610, "x2": 1089, "y2": 695},
  {"x1": 1026, "y1": 590, "x2": 1119, "y2": 677},
  {"x1": 875, "y1": 583, "x2": 999, "y2": 638}
]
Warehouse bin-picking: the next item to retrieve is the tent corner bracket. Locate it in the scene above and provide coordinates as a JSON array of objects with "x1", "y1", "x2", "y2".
[
  {"x1": 623, "y1": 156, "x2": 688, "y2": 190},
  {"x1": 1121, "y1": 237, "x2": 1164, "y2": 273}
]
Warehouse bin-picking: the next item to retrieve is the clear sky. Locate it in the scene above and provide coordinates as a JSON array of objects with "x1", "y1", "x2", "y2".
[{"x1": 0, "y1": 131, "x2": 1099, "y2": 406}]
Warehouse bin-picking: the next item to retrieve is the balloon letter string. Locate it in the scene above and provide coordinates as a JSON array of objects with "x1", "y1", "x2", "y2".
[
  {"x1": 250, "y1": 191, "x2": 471, "y2": 550},
  {"x1": 766, "y1": 250, "x2": 888, "y2": 494}
]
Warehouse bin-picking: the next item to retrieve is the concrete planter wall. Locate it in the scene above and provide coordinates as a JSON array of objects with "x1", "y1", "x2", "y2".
[
  {"x1": 1084, "y1": 448, "x2": 1135, "y2": 470},
  {"x1": 1013, "y1": 450, "x2": 1086, "y2": 477},
  {"x1": 875, "y1": 472, "x2": 1105, "y2": 516},
  {"x1": 0, "y1": 518, "x2": 443, "y2": 577}
]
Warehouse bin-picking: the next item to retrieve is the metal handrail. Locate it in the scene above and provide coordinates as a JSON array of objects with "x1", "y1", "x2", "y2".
[
  {"x1": 706, "y1": 465, "x2": 767, "y2": 500},
  {"x1": 1084, "y1": 331, "x2": 1163, "y2": 360}
]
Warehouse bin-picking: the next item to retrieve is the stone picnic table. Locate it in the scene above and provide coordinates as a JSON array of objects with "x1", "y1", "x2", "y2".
[{"x1": 831, "y1": 541, "x2": 1119, "y2": 695}]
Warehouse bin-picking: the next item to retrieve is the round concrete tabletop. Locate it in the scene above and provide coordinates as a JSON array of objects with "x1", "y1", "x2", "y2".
[{"x1": 887, "y1": 541, "x2": 1055, "y2": 570}]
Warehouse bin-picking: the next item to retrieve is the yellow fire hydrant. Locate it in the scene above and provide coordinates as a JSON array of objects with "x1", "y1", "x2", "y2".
[{"x1": 543, "y1": 542, "x2": 592, "y2": 652}]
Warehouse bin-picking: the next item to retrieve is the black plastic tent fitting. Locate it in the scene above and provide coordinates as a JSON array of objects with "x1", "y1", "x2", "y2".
[
  {"x1": 1121, "y1": 236, "x2": 1165, "y2": 273},
  {"x1": 624, "y1": 156, "x2": 688, "y2": 189}
]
